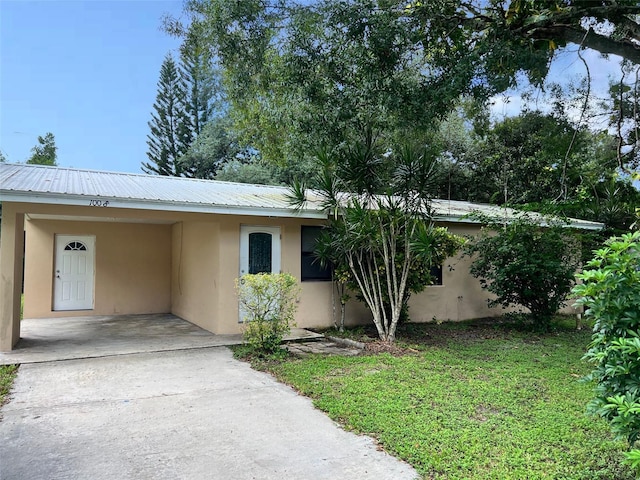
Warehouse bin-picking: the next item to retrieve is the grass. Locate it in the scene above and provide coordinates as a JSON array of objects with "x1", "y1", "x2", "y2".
[
  {"x1": 0, "y1": 364, "x2": 18, "y2": 409},
  {"x1": 1, "y1": 294, "x2": 22, "y2": 412},
  {"x1": 260, "y1": 318, "x2": 633, "y2": 479}
]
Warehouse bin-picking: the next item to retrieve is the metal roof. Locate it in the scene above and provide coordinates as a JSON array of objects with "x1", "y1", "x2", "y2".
[
  {"x1": 0, "y1": 163, "x2": 326, "y2": 218},
  {"x1": 0, "y1": 163, "x2": 603, "y2": 229}
]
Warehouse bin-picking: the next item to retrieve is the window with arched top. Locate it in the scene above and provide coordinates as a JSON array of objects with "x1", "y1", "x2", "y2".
[{"x1": 64, "y1": 241, "x2": 87, "y2": 251}]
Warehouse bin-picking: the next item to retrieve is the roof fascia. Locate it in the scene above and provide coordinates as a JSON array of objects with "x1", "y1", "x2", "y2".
[
  {"x1": 0, "y1": 191, "x2": 327, "y2": 220},
  {"x1": 434, "y1": 214, "x2": 603, "y2": 230},
  {"x1": 1, "y1": 191, "x2": 604, "y2": 230}
]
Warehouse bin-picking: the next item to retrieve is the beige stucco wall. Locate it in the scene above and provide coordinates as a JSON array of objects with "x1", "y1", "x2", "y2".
[
  {"x1": 8, "y1": 202, "x2": 340, "y2": 336},
  {"x1": 4, "y1": 199, "x2": 569, "y2": 350},
  {"x1": 408, "y1": 223, "x2": 498, "y2": 322},
  {"x1": 170, "y1": 221, "x2": 219, "y2": 332},
  {"x1": 176, "y1": 215, "x2": 336, "y2": 334},
  {"x1": 197, "y1": 219, "x2": 503, "y2": 329},
  {"x1": 0, "y1": 203, "x2": 25, "y2": 350},
  {"x1": 23, "y1": 218, "x2": 172, "y2": 318}
]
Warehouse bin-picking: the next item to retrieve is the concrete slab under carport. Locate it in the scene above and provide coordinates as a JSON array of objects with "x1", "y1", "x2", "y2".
[{"x1": 0, "y1": 314, "x2": 322, "y2": 365}]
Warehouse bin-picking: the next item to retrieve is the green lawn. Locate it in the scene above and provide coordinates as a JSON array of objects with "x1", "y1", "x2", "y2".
[
  {"x1": 262, "y1": 320, "x2": 633, "y2": 479},
  {"x1": 0, "y1": 364, "x2": 18, "y2": 409}
]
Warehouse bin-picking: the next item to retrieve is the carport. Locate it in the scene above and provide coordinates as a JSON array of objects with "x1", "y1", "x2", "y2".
[
  {"x1": 0, "y1": 163, "x2": 331, "y2": 352},
  {"x1": 0, "y1": 314, "x2": 321, "y2": 364}
]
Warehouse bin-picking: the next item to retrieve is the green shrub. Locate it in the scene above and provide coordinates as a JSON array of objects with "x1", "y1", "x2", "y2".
[
  {"x1": 466, "y1": 214, "x2": 579, "y2": 330},
  {"x1": 573, "y1": 231, "x2": 640, "y2": 474},
  {"x1": 236, "y1": 273, "x2": 300, "y2": 354}
]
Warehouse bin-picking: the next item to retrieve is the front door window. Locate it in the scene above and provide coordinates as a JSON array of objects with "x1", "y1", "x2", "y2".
[
  {"x1": 248, "y1": 232, "x2": 273, "y2": 274},
  {"x1": 239, "y1": 226, "x2": 281, "y2": 277}
]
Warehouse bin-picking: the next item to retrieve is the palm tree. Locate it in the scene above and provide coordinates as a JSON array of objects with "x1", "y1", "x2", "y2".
[{"x1": 289, "y1": 132, "x2": 463, "y2": 342}]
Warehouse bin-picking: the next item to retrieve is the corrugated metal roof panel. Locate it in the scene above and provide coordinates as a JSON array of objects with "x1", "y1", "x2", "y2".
[
  {"x1": 0, "y1": 163, "x2": 310, "y2": 210},
  {"x1": 0, "y1": 163, "x2": 604, "y2": 229}
]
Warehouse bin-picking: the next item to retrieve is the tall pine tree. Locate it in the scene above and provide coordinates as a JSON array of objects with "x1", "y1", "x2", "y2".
[
  {"x1": 142, "y1": 54, "x2": 191, "y2": 176},
  {"x1": 181, "y1": 34, "x2": 217, "y2": 137},
  {"x1": 178, "y1": 34, "x2": 221, "y2": 178}
]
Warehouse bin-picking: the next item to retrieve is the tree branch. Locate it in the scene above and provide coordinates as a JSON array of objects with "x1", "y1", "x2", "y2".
[{"x1": 529, "y1": 25, "x2": 640, "y2": 64}]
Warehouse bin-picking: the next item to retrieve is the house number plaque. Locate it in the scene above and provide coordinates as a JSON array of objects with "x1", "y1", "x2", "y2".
[{"x1": 89, "y1": 199, "x2": 110, "y2": 207}]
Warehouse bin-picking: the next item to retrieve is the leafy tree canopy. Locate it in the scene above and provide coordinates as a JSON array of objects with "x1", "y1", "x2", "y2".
[
  {"x1": 177, "y1": 116, "x2": 245, "y2": 179},
  {"x1": 168, "y1": 0, "x2": 639, "y2": 168},
  {"x1": 606, "y1": 63, "x2": 640, "y2": 171},
  {"x1": 26, "y1": 132, "x2": 57, "y2": 166},
  {"x1": 169, "y1": 1, "x2": 484, "y2": 166},
  {"x1": 430, "y1": 105, "x2": 639, "y2": 232},
  {"x1": 474, "y1": 111, "x2": 617, "y2": 205},
  {"x1": 408, "y1": 0, "x2": 640, "y2": 80}
]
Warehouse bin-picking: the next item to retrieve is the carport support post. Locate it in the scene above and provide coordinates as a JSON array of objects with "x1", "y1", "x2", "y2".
[{"x1": 0, "y1": 203, "x2": 25, "y2": 351}]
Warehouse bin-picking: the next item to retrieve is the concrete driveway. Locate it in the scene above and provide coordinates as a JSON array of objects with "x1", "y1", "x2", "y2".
[{"x1": 0, "y1": 347, "x2": 418, "y2": 479}]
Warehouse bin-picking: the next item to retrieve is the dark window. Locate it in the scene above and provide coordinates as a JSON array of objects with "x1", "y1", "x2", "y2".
[
  {"x1": 64, "y1": 241, "x2": 87, "y2": 251},
  {"x1": 429, "y1": 265, "x2": 443, "y2": 286},
  {"x1": 248, "y1": 232, "x2": 272, "y2": 274},
  {"x1": 301, "y1": 226, "x2": 332, "y2": 281}
]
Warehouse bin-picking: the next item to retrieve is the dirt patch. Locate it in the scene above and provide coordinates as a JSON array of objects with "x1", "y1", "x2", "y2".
[
  {"x1": 315, "y1": 316, "x2": 582, "y2": 355},
  {"x1": 471, "y1": 404, "x2": 502, "y2": 422},
  {"x1": 319, "y1": 321, "x2": 516, "y2": 349},
  {"x1": 393, "y1": 317, "x2": 558, "y2": 346},
  {"x1": 364, "y1": 341, "x2": 417, "y2": 356}
]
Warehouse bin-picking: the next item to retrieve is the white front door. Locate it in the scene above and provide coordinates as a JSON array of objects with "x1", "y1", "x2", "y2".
[
  {"x1": 238, "y1": 226, "x2": 281, "y2": 323},
  {"x1": 239, "y1": 225, "x2": 281, "y2": 276},
  {"x1": 53, "y1": 235, "x2": 95, "y2": 311}
]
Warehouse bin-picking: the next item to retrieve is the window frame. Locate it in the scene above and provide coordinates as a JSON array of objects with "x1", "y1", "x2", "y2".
[
  {"x1": 429, "y1": 264, "x2": 444, "y2": 286},
  {"x1": 64, "y1": 241, "x2": 87, "y2": 251},
  {"x1": 301, "y1": 226, "x2": 332, "y2": 282}
]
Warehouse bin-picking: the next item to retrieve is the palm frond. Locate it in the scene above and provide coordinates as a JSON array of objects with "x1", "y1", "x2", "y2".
[{"x1": 285, "y1": 178, "x2": 307, "y2": 211}]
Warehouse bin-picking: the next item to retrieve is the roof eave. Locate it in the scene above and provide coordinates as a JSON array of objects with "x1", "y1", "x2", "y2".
[
  {"x1": 0, "y1": 191, "x2": 605, "y2": 229},
  {"x1": 434, "y1": 214, "x2": 604, "y2": 230},
  {"x1": 0, "y1": 191, "x2": 328, "y2": 220},
  {"x1": 561, "y1": 221, "x2": 604, "y2": 231}
]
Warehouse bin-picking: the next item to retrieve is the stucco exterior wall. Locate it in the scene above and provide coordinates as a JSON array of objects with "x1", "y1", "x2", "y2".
[
  {"x1": 199, "y1": 219, "x2": 500, "y2": 329},
  {"x1": 0, "y1": 202, "x2": 24, "y2": 350},
  {"x1": 205, "y1": 215, "x2": 336, "y2": 334},
  {"x1": 5, "y1": 200, "x2": 576, "y2": 346},
  {"x1": 24, "y1": 218, "x2": 172, "y2": 318},
  {"x1": 408, "y1": 223, "x2": 498, "y2": 322},
  {"x1": 170, "y1": 221, "x2": 219, "y2": 332}
]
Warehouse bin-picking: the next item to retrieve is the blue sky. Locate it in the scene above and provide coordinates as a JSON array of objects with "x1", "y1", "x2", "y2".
[
  {"x1": 0, "y1": 0, "x2": 626, "y2": 175},
  {"x1": 1, "y1": 0, "x2": 184, "y2": 173}
]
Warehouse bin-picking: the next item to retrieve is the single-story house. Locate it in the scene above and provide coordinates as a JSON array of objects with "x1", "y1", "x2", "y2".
[{"x1": 0, "y1": 163, "x2": 603, "y2": 351}]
